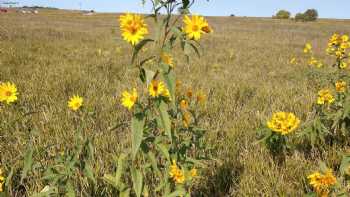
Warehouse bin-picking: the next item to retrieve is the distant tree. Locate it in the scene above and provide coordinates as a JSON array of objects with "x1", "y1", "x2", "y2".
[
  {"x1": 295, "y1": 13, "x2": 305, "y2": 22},
  {"x1": 275, "y1": 10, "x2": 291, "y2": 19},
  {"x1": 303, "y1": 9, "x2": 318, "y2": 21},
  {"x1": 230, "y1": 14, "x2": 235, "y2": 17},
  {"x1": 294, "y1": 9, "x2": 318, "y2": 22}
]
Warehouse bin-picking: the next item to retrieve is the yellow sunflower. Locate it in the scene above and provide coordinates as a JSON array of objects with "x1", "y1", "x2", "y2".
[
  {"x1": 190, "y1": 168, "x2": 197, "y2": 177},
  {"x1": 186, "y1": 87, "x2": 193, "y2": 98},
  {"x1": 289, "y1": 57, "x2": 297, "y2": 65},
  {"x1": 308, "y1": 169, "x2": 336, "y2": 197},
  {"x1": 0, "y1": 82, "x2": 18, "y2": 104},
  {"x1": 0, "y1": 168, "x2": 4, "y2": 192},
  {"x1": 317, "y1": 89, "x2": 335, "y2": 105},
  {"x1": 180, "y1": 99, "x2": 188, "y2": 110},
  {"x1": 304, "y1": 43, "x2": 312, "y2": 54},
  {"x1": 161, "y1": 88, "x2": 171, "y2": 100},
  {"x1": 335, "y1": 81, "x2": 346, "y2": 93},
  {"x1": 183, "y1": 112, "x2": 192, "y2": 128},
  {"x1": 196, "y1": 91, "x2": 206, "y2": 104},
  {"x1": 119, "y1": 13, "x2": 148, "y2": 45},
  {"x1": 121, "y1": 88, "x2": 138, "y2": 110},
  {"x1": 149, "y1": 80, "x2": 165, "y2": 97},
  {"x1": 267, "y1": 112, "x2": 300, "y2": 135},
  {"x1": 340, "y1": 61, "x2": 348, "y2": 69},
  {"x1": 183, "y1": 15, "x2": 211, "y2": 41},
  {"x1": 169, "y1": 160, "x2": 185, "y2": 184},
  {"x1": 68, "y1": 95, "x2": 83, "y2": 111},
  {"x1": 119, "y1": 13, "x2": 134, "y2": 28},
  {"x1": 161, "y1": 52, "x2": 174, "y2": 68}
]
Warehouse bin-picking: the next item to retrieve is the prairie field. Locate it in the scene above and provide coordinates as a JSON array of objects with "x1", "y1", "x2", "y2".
[{"x1": 1, "y1": 8, "x2": 350, "y2": 196}]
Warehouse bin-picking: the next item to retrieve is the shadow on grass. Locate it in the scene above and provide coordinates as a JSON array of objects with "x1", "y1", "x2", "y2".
[{"x1": 192, "y1": 159, "x2": 244, "y2": 197}]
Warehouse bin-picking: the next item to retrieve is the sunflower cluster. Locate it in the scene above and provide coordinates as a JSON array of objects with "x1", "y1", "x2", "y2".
[
  {"x1": 169, "y1": 160, "x2": 197, "y2": 184},
  {"x1": 169, "y1": 160, "x2": 185, "y2": 184},
  {"x1": 303, "y1": 43, "x2": 323, "y2": 68},
  {"x1": 317, "y1": 89, "x2": 335, "y2": 105},
  {"x1": 119, "y1": 13, "x2": 212, "y2": 45},
  {"x1": 120, "y1": 80, "x2": 171, "y2": 110},
  {"x1": 308, "y1": 56, "x2": 323, "y2": 68},
  {"x1": 267, "y1": 112, "x2": 300, "y2": 135},
  {"x1": 119, "y1": 13, "x2": 148, "y2": 45},
  {"x1": 308, "y1": 169, "x2": 337, "y2": 197},
  {"x1": 115, "y1": 8, "x2": 209, "y2": 194},
  {"x1": 326, "y1": 33, "x2": 350, "y2": 69},
  {"x1": 177, "y1": 83, "x2": 206, "y2": 128},
  {"x1": 327, "y1": 34, "x2": 349, "y2": 58}
]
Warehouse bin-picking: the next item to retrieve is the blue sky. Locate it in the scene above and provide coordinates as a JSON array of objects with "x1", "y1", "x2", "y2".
[{"x1": 9, "y1": 0, "x2": 350, "y2": 19}]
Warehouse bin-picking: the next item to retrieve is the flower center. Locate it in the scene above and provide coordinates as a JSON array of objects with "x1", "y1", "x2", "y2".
[
  {"x1": 192, "y1": 25, "x2": 199, "y2": 32},
  {"x1": 5, "y1": 91, "x2": 11, "y2": 97},
  {"x1": 153, "y1": 85, "x2": 159, "y2": 92},
  {"x1": 130, "y1": 26, "x2": 137, "y2": 34}
]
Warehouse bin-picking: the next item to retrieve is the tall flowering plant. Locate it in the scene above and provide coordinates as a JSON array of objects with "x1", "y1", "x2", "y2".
[
  {"x1": 302, "y1": 33, "x2": 350, "y2": 197},
  {"x1": 104, "y1": 0, "x2": 212, "y2": 196},
  {"x1": 301, "y1": 34, "x2": 350, "y2": 147}
]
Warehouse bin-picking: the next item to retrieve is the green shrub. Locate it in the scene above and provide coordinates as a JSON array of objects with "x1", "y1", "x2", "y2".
[
  {"x1": 295, "y1": 13, "x2": 305, "y2": 21},
  {"x1": 275, "y1": 10, "x2": 291, "y2": 19}
]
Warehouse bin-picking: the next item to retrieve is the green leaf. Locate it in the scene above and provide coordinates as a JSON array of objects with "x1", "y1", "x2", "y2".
[
  {"x1": 21, "y1": 147, "x2": 33, "y2": 183},
  {"x1": 162, "y1": 71, "x2": 176, "y2": 106},
  {"x1": 185, "y1": 158, "x2": 206, "y2": 167},
  {"x1": 115, "y1": 153, "x2": 128, "y2": 188},
  {"x1": 66, "y1": 181, "x2": 76, "y2": 197},
  {"x1": 188, "y1": 42, "x2": 201, "y2": 58},
  {"x1": 156, "y1": 143, "x2": 170, "y2": 162},
  {"x1": 120, "y1": 188, "x2": 131, "y2": 197},
  {"x1": 171, "y1": 27, "x2": 182, "y2": 37},
  {"x1": 340, "y1": 155, "x2": 350, "y2": 175},
  {"x1": 5, "y1": 166, "x2": 14, "y2": 189},
  {"x1": 103, "y1": 153, "x2": 128, "y2": 190},
  {"x1": 139, "y1": 56, "x2": 156, "y2": 67},
  {"x1": 148, "y1": 152, "x2": 161, "y2": 176},
  {"x1": 182, "y1": 0, "x2": 190, "y2": 8},
  {"x1": 319, "y1": 161, "x2": 328, "y2": 173},
  {"x1": 30, "y1": 185, "x2": 58, "y2": 197},
  {"x1": 304, "y1": 193, "x2": 317, "y2": 197},
  {"x1": 131, "y1": 168, "x2": 143, "y2": 197},
  {"x1": 159, "y1": 101, "x2": 172, "y2": 142},
  {"x1": 167, "y1": 188, "x2": 186, "y2": 197},
  {"x1": 183, "y1": 42, "x2": 191, "y2": 60},
  {"x1": 145, "y1": 69, "x2": 156, "y2": 86},
  {"x1": 103, "y1": 174, "x2": 117, "y2": 188},
  {"x1": 83, "y1": 164, "x2": 96, "y2": 184},
  {"x1": 132, "y1": 39, "x2": 154, "y2": 63},
  {"x1": 132, "y1": 114, "x2": 146, "y2": 159}
]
